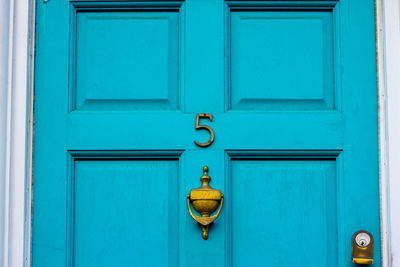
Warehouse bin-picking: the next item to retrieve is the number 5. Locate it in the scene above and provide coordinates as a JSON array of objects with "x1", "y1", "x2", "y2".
[{"x1": 194, "y1": 113, "x2": 214, "y2": 147}]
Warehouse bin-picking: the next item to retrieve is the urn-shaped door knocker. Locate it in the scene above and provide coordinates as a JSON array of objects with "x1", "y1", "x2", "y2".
[{"x1": 187, "y1": 166, "x2": 224, "y2": 240}]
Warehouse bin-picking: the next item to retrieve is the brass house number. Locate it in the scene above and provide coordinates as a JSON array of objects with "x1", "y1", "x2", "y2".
[{"x1": 194, "y1": 113, "x2": 214, "y2": 147}]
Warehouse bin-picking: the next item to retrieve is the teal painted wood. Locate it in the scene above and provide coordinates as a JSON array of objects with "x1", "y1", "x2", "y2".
[
  {"x1": 71, "y1": 158, "x2": 179, "y2": 266},
  {"x1": 33, "y1": 0, "x2": 380, "y2": 266},
  {"x1": 230, "y1": 10, "x2": 335, "y2": 110},
  {"x1": 231, "y1": 159, "x2": 337, "y2": 266},
  {"x1": 73, "y1": 11, "x2": 179, "y2": 111}
]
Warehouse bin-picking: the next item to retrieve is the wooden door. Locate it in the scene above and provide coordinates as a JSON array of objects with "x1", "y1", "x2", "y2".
[{"x1": 33, "y1": 0, "x2": 380, "y2": 266}]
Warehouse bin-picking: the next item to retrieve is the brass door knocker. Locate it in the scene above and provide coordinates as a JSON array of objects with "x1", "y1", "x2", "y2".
[{"x1": 187, "y1": 166, "x2": 224, "y2": 240}]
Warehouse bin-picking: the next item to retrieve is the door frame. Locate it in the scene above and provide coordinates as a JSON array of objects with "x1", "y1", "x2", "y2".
[
  {"x1": 0, "y1": 0, "x2": 394, "y2": 266},
  {"x1": 0, "y1": 0, "x2": 35, "y2": 266}
]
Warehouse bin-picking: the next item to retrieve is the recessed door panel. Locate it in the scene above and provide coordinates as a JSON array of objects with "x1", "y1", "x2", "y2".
[
  {"x1": 73, "y1": 9, "x2": 180, "y2": 111},
  {"x1": 231, "y1": 158, "x2": 337, "y2": 266},
  {"x1": 71, "y1": 159, "x2": 179, "y2": 267},
  {"x1": 229, "y1": 10, "x2": 335, "y2": 111}
]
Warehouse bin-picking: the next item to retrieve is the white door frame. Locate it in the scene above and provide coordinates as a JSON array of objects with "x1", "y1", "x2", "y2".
[
  {"x1": 0, "y1": 0, "x2": 396, "y2": 266},
  {"x1": 376, "y1": 0, "x2": 391, "y2": 266},
  {"x1": 381, "y1": 0, "x2": 400, "y2": 266},
  {"x1": 0, "y1": 0, "x2": 34, "y2": 266}
]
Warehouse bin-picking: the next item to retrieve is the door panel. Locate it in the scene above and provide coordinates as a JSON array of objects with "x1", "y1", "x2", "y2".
[
  {"x1": 33, "y1": 0, "x2": 380, "y2": 266},
  {"x1": 230, "y1": 157, "x2": 337, "y2": 267},
  {"x1": 230, "y1": 10, "x2": 335, "y2": 111},
  {"x1": 73, "y1": 10, "x2": 179, "y2": 111},
  {"x1": 71, "y1": 158, "x2": 179, "y2": 266}
]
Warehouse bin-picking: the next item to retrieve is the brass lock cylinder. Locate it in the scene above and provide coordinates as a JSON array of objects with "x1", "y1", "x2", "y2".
[{"x1": 352, "y1": 230, "x2": 374, "y2": 264}]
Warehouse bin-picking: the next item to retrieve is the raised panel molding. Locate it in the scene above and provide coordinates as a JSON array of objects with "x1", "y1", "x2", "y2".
[
  {"x1": 224, "y1": 150, "x2": 344, "y2": 267},
  {"x1": 69, "y1": 2, "x2": 183, "y2": 111},
  {"x1": 66, "y1": 150, "x2": 183, "y2": 266},
  {"x1": 225, "y1": 1, "x2": 341, "y2": 111}
]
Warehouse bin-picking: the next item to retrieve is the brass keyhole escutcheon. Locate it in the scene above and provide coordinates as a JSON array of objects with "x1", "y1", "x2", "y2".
[
  {"x1": 187, "y1": 166, "x2": 224, "y2": 239},
  {"x1": 352, "y1": 230, "x2": 374, "y2": 264}
]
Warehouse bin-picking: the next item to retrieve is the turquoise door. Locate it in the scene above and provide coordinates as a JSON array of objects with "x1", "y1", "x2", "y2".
[{"x1": 33, "y1": 0, "x2": 380, "y2": 266}]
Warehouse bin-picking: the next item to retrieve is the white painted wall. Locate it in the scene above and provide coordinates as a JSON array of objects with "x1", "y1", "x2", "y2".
[{"x1": 383, "y1": 0, "x2": 400, "y2": 266}]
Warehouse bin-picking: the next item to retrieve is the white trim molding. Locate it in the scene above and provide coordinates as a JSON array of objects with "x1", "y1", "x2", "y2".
[
  {"x1": 383, "y1": 0, "x2": 400, "y2": 266},
  {"x1": 0, "y1": 0, "x2": 33, "y2": 266},
  {"x1": 376, "y1": 0, "x2": 391, "y2": 266}
]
